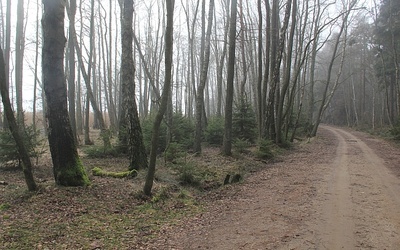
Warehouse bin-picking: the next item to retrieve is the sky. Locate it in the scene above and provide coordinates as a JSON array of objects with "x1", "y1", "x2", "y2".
[{"x1": 0, "y1": 0, "x2": 377, "y2": 113}]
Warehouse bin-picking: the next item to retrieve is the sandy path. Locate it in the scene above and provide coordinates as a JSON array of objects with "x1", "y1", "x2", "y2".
[
  {"x1": 145, "y1": 126, "x2": 400, "y2": 249},
  {"x1": 317, "y1": 126, "x2": 400, "y2": 249}
]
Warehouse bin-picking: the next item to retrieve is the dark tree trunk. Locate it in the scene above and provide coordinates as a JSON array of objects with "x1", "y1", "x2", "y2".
[
  {"x1": 144, "y1": 0, "x2": 175, "y2": 196},
  {"x1": 120, "y1": 0, "x2": 148, "y2": 170},
  {"x1": 222, "y1": 0, "x2": 238, "y2": 156},
  {"x1": 0, "y1": 46, "x2": 37, "y2": 191},
  {"x1": 42, "y1": 0, "x2": 90, "y2": 186}
]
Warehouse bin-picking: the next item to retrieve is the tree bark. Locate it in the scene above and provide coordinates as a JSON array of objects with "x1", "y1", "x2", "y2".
[
  {"x1": 275, "y1": 0, "x2": 294, "y2": 144},
  {"x1": 42, "y1": 0, "x2": 90, "y2": 186},
  {"x1": 68, "y1": 0, "x2": 77, "y2": 142},
  {"x1": 120, "y1": 0, "x2": 148, "y2": 170},
  {"x1": 194, "y1": 0, "x2": 214, "y2": 154},
  {"x1": 222, "y1": 0, "x2": 238, "y2": 156},
  {"x1": 144, "y1": 0, "x2": 175, "y2": 196},
  {"x1": 2, "y1": 0, "x2": 11, "y2": 130},
  {"x1": 15, "y1": 0, "x2": 25, "y2": 125},
  {"x1": 0, "y1": 46, "x2": 37, "y2": 191}
]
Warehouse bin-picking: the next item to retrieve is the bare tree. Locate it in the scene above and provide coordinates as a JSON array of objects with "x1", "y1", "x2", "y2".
[
  {"x1": 0, "y1": 45, "x2": 37, "y2": 191},
  {"x1": 120, "y1": 0, "x2": 148, "y2": 170},
  {"x1": 42, "y1": 0, "x2": 90, "y2": 186},
  {"x1": 194, "y1": 0, "x2": 215, "y2": 154},
  {"x1": 15, "y1": 0, "x2": 25, "y2": 125},
  {"x1": 68, "y1": 0, "x2": 77, "y2": 142},
  {"x1": 144, "y1": 0, "x2": 175, "y2": 196},
  {"x1": 222, "y1": 0, "x2": 238, "y2": 156}
]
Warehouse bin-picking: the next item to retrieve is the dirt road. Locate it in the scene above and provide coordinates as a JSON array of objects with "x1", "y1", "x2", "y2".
[{"x1": 145, "y1": 126, "x2": 400, "y2": 249}]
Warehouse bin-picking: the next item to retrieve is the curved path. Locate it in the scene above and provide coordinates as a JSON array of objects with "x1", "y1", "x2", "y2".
[{"x1": 145, "y1": 126, "x2": 400, "y2": 249}]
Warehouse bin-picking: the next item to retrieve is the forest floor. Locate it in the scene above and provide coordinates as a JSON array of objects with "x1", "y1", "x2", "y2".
[{"x1": 1, "y1": 125, "x2": 400, "y2": 249}]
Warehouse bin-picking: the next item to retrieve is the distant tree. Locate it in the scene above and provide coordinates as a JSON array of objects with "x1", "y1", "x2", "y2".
[
  {"x1": 194, "y1": 0, "x2": 214, "y2": 154},
  {"x1": 222, "y1": 0, "x2": 238, "y2": 156},
  {"x1": 15, "y1": 0, "x2": 25, "y2": 125},
  {"x1": 68, "y1": 0, "x2": 77, "y2": 142},
  {"x1": 374, "y1": 0, "x2": 400, "y2": 119},
  {"x1": 2, "y1": 0, "x2": 11, "y2": 130},
  {"x1": 144, "y1": 0, "x2": 175, "y2": 196},
  {"x1": 0, "y1": 46, "x2": 37, "y2": 191},
  {"x1": 42, "y1": 0, "x2": 90, "y2": 186}
]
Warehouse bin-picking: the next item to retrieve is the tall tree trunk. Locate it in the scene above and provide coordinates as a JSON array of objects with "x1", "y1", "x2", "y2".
[
  {"x1": 275, "y1": 0, "x2": 294, "y2": 144},
  {"x1": 194, "y1": 0, "x2": 214, "y2": 154},
  {"x1": 107, "y1": 0, "x2": 118, "y2": 129},
  {"x1": 222, "y1": 0, "x2": 238, "y2": 156},
  {"x1": 311, "y1": 2, "x2": 354, "y2": 136},
  {"x1": 120, "y1": 0, "x2": 148, "y2": 170},
  {"x1": 3, "y1": 0, "x2": 11, "y2": 130},
  {"x1": 265, "y1": 0, "x2": 279, "y2": 140},
  {"x1": 69, "y1": 0, "x2": 110, "y2": 148},
  {"x1": 256, "y1": 0, "x2": 263, "y2": 139},
  {"x1": 0, "y1": 46, "x2": 37, "y2": 191},
  {"x1": 262, "y1": 1, "x2": 271, "y2": 138},
  {"x1": 32, "y1": 0, "x2": 40, "y2": 132},
  {"x1": 68, "y1": 0, "x2": 77, "y2": 142},
  {"x1": 238, "y1": 0, "x2": 247, "y2": 96},
  {"x1": 144, "y1": 0, "x2": 175, "y2": 196},
  {"x1": 215, "y1": 0, "x2": 230, "y2": 118},
  {"x1": 308, "y1": 0, "x2": 321, "y2": 125},
  {"x1": 76, "y1": 0, "x2": 84, "y2": 136},
  {"x1": 42, "y1": 0, "x2": 90, "y2": 186},
  {"x1": 15, "y1": 0, "x2": 25, "y2": 125}
]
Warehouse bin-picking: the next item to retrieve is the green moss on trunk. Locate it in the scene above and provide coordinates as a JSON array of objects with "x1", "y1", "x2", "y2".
[{"x1": 55, "y1": 158, "x2": 90, "y2": 186}]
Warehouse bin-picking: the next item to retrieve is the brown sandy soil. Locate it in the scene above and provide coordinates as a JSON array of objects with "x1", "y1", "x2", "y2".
[{"x1": 142, "y1": 125, "x2": 400, "y2": 249}]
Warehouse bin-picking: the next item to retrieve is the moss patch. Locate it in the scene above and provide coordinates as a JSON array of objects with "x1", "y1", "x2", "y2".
[{"x1": 92, "y1": 167, "x2": 137, "y2": 178}]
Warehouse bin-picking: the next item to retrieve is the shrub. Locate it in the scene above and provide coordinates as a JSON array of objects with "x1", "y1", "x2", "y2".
[
  {"x1": 164, "y1": 142, "x2": 184, "y2": 162},
  {"x1": 255, "y1": 139, "x2": 274, "y2": 160},
  {"x1": 390, "y1": 120, "x2": 400, "y2": 140},
  {"x1": 0, "y1": 124, "x2": 45, "y2": 167},
  {"x1": 178, "y1": 162, "x2": 200, "y2": 187},
  {"x1": 142, "y1": 113, "x2": 167, "y2": 154},
  {"x1": 205, "y1": 116, "x2": 225, "y2": 146},
  {"x1": 142, "y1": 112, "x2": 193, "y2": 154},
  {"x1": 169, "y1": 113, "x2": 194, "y2": 149},
  {"x1": 232, "y1": 98, "x2": 257, "y2": 143},
  {"x1": 233, "y1": 138, "x2": 251, "y2": 154},
  {"x1": 83, "y1": 145, "x2": 121, "y2": 158}
]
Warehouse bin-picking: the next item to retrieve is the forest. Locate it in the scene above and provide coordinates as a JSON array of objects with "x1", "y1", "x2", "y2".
[{"x1": 0, "y1": 0, "x2": 400, "y2": 248}]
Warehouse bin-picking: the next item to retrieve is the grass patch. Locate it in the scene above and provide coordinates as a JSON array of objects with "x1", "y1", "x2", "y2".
[{"x1": 0, "y1": 203, "x2": 11, "y2": 211}]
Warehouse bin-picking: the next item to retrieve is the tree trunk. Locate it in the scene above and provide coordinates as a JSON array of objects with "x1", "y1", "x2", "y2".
[
  {"x1": 32, "y1": 0, "x2": 40, "y2": 132},
  {"x1": 308, "y1": 0, "x2": 321, "y2": 125},
  {"x1": 311, "y1": 2, "x2": 354, "y2": 136},
  {"x1": 120, "y1": 0, "x2": 148, "y2": 170},
  {"x1": 256, "y1": 0, "x2": 263, "y2": 139},
  {"x1": 68, "y1": 0, "x2": 77, "y2": 142},
  {"x1": 275, "y1": 0, "x2": 294, "y2": 144},
  {"x1": 42, "y1": 0, "x2": 90, "y2": 186},
  {"x1": 2, "y1": 0, "x2": 11, "y2": 130},
  {"x1": 194, "y1": 0, "x2": 214, "y2": 154},
  {"x1": 69, "y1": 0, "x2": 110, "y2": 148},
  {"x1": 265, "y1": 0, "x2": 279, "y2": 141},
  {"x1": 144, "y1": 0, "x2": 175, "y2": 196},
  {"x1": 15, "y1": 0, "x2": 25, "y2": 125},
  {"x1": 222, "y1": 0, "x2": 238, "y2": 156},
  {"x1": 0, "y1": 46, "x2": 37, "y2": 191}
]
